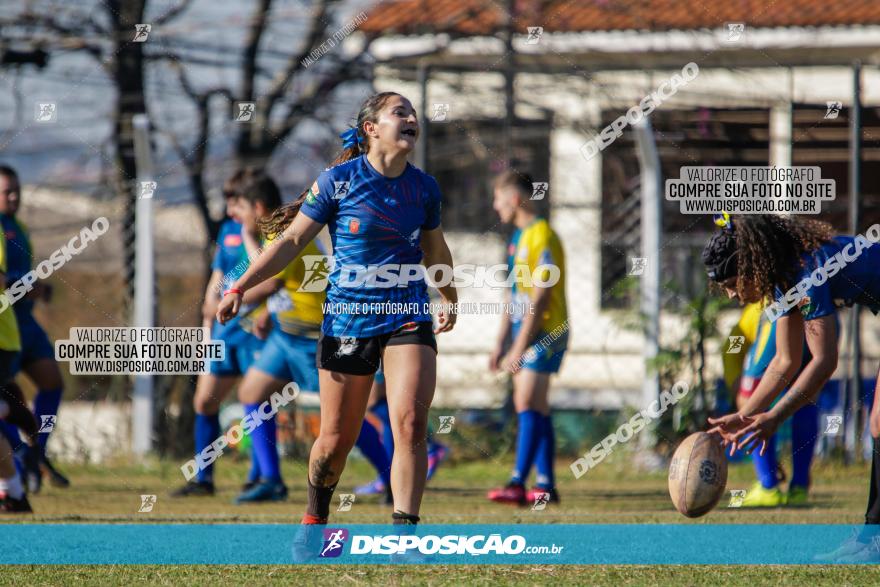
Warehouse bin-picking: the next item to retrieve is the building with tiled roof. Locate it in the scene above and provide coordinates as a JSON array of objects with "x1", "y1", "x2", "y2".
[{"x1": 354, "y1": 1, "x2": 880, "y2": 409}]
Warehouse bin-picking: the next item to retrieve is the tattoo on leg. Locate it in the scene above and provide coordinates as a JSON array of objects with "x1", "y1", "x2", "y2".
[{"x1": 311, "y1": 455, "x2": 335, "y2": 487}]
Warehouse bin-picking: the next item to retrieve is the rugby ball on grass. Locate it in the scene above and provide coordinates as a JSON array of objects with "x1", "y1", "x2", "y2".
[{"x1": 668, "y1": 432, "x2": 727, "y2": 518}]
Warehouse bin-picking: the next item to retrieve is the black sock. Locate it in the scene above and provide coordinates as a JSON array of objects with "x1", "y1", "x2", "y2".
[
  {"x1": 864, "y1": 438, "x2": 880, "y2": 529},
  {"x1": 392, "y1": 511, "x2": 420, "y2": 525},
  {"x1": 307, "y1": 479, "x2": 337, "y2": 519}
]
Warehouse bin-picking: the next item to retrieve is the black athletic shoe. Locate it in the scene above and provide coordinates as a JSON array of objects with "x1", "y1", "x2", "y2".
[
  {"x1": 0, "y1": 494, "x2": 33, "y2": 513},
  {"x1": 170, "y1": 481, "x2": 215, "y2": 497},
  {"x1": 42, "y1": 455, "x2": 70, "y2": 488}
]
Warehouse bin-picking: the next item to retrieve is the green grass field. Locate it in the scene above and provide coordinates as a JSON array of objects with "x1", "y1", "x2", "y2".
[{"x1": 3, "y1": 456, "x2": 880, "y2": 585}]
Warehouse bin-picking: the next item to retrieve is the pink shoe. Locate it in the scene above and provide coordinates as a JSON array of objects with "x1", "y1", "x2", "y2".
[
  {"x1": 487, "y1": 483, "x2": 527, "y2": 505},
  {"x1": 427, "y1": 443, "x2": 449, "y2": 480}
]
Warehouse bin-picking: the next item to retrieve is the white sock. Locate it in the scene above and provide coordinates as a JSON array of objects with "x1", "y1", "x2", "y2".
[{"x1": 0, "y1": 472, "x2": 24, "y2": 499}]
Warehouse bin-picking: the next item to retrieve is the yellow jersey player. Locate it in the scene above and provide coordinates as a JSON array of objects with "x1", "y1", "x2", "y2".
[{"x1": 488, "y1": 170, "x2": 568, "y2": 506}]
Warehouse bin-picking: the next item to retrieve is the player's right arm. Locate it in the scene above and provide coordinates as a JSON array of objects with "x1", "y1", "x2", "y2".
[{"x1": 217, "y1": 213, "x2": 325, "y2": 324}]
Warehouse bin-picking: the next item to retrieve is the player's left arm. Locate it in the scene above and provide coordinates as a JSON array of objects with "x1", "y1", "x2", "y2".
[
  {"x1": 738, "y1": 311, "x2": 806, "y2": 415},
  {"x1": 421, "y1": 226, "x2": 457, "y2": 333},
  {"x1": 765, "y1": 314, "x2": 838, "y2": 421}
]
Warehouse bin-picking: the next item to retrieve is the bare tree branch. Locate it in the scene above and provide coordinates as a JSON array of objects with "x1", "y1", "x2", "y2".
[
  {"x1": 270, "y1": 42, "x2": 373, "y2": 148},
  {"x1": 153, "y1": 0, "x2": 196, "y2": 25},
  {"x1": 261, "y1": 0, "x2": 331, "y2": 113}
]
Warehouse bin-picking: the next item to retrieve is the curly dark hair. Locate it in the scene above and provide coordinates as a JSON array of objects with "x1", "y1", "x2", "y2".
[{"x1": 728, "y1": 214, "x2": 834, "y2": 302}]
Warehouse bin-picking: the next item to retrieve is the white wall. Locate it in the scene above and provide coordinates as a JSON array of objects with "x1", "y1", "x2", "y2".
[{"x1": 375, "y1": 61, "x2": 880, "y2": 409}]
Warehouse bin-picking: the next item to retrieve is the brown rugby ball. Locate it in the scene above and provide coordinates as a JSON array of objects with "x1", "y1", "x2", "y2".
[{"x1": 668, "y1": 432, "x2": 728, "y2": 518}]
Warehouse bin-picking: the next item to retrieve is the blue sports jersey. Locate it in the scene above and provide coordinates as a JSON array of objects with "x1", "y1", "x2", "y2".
[
  {"x1": 300, "y1": 154, "x2": 442, "y2": 337},
  {"x1": 210, "y1": 219, "x2": 257, "y2": 342},
  {"x1": 776, "y1": 236, "x2": 880, "y2": 321},
  {"x1": 1, "y1": 214, "x2": 34, "y2": 314},
  {"x1": 212, "y1": 219, "x2": 246, "y2": 277}
]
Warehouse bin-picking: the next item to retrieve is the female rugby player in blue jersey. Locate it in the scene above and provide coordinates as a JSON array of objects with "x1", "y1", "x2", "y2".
[
  {"x1": 704, "y1": 214, "x2": 880, "y2": 561},
  {"x1": 218, "y1": 92, "x2": 457, "y2": 526}
]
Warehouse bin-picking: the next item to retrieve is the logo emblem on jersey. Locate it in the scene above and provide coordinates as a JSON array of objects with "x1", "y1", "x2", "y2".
[
  {"x1": 320, "y1": 528, "x2": 348, "y2": 558},
  {"x1": 408, "y1": 228, "x2": 420, "y2": 246},
  {"x1": 349, "y1": 219, "x2": 360, "y2": 234},
  {"x1": 298, "y1": 255, "x2": 333, "y2": 292},
  {"x1": 223, "y1": 234, "x2": 242, "y2": 247},
  {"x1": 333, "y1": 181, "x2": 350, "y2": 200},
  {"x1": 337, "y1": 337, "x2": 358, "y2": 356},
  {"x1": 399, "y1": 321, "x2": 419, "y2": 333},
  {"x1": 797, "y1": 296, "x2": 813, "y2": 317}
]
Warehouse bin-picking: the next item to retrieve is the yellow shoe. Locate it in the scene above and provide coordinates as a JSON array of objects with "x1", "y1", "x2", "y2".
[
  {"x1": 741, "y1": 482, "x2": 786, "y2": 507},
  {"x1": 786, "y1": 486, "x2": 808, "y2": 506}
]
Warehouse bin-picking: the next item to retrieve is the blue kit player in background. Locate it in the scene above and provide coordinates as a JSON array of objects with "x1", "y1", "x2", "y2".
[
  {"x1": 706, "y1": 214, "x2": 880, "y2": 561},
  {"x1": 0, "y1": 164, "x2": 68, "y2": 493},
  {"x1": 231, "y1": 170, "x2": 326, "y2": 503},
  {"x1": 219, "y1": 92, "x2": 457, "y2": 527},
  {"x1": 172, "y1": 170, "x2": 268, "y2": 497},
  {"x1": 487, "y1": 170, "x2": 568, "y2": 506}
]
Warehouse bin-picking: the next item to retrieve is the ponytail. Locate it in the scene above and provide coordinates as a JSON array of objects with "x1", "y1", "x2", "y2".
[{"x1": 259, "y1": 92, "x2": 402, "y2": 237}]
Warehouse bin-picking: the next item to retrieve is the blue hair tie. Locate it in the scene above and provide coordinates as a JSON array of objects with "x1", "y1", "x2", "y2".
[{"x1": 340, "y1": 127, "x2": 361, "y2": 149}]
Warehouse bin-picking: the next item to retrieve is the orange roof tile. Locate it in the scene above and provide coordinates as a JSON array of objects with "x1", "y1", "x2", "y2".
[{"x1": 361, "y1": 0, "x2": 880, "y2": 35}]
